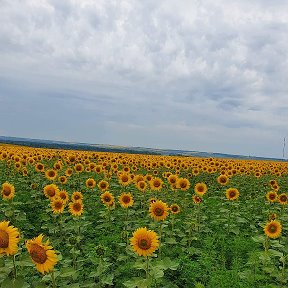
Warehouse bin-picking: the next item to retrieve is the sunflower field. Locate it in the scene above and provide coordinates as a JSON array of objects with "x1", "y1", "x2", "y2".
[{"x1": 0, "y1": 144, "x2": 288, "y2": 288}]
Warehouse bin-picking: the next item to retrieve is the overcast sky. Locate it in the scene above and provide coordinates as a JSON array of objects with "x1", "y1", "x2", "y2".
[{"x1": 0, "y1": 0, "x2": 288, "y2": 158}]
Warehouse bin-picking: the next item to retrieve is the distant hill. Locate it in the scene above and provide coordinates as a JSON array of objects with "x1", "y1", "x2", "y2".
[{"x1": 0, "y1": 135, "x2": 285, "y2": 161}]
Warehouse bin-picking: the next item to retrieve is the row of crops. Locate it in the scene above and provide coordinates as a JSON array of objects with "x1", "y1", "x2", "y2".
[{"x1": 0, "y1": 144, "x2": 288, "y2": 287}]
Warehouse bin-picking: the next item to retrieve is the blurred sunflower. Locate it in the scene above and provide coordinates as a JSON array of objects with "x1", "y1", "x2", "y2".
[
  {"x1": 59, "y1": 190, "x2": 69, "y2": 204},
  {"x1": 98, "y1": 180, "x2": 109, "y2": 192},
  {"x1": 26, "y1": 234, "x2": 58, "y2": 274},
  {"x1": 118, "y1": 173, "x2": 131, "y2": 186},
  {"x1": 226, "y1": 188, "x2": 240, "y2": 201},
  {"x1": 100, "y1": 191, "x2": 114, "y2": 206},
  {"x1": 69, "y1": 201, "x2": 84, "y2": 216},
  {"x1": 45, "y1": 169, "x2": 57, "y2": 181},
  {"x1": 130, "y1": 227, "x2": 159, "y2": 257},
  {"x1": 170, "y1": 204, "x2": 180, "y2": 214},
  {"x1": 58, "y1": 176, "x2": 67, "y2": 185},
  {"x1": 266, "y1": 191, "x2": 278, "y2": 203},
  {"x1": 278, "y1": 193, "x2": 288, "y2": 205},
  {"x1": 71, "y1": 191, "x2": 83, "y2": 202},
  {"x1": 51, "y1": 198, "x2": 65, "y2": 214},
  {"x1": 85, "y1": 178, "x2": 96, "y2": 189},
  {"x1": 74, "y1": 163, "x2": 84, "y2": 173},
  {"x1": 0, "y1": 221, "x2": 20, "y2": 256},
  {"x1": 149, "y1": 200, "x2": 169, "y2": 221},
  {"x1": 264, "y1": 220, "x2": 282, "y2": 239},
  {"x1": 119, "y1": 193, "x2": 134, "y2": 208},
  {"x1": 136, "y1": 180, "x2": 147, "y2": 192},
  {"x1": 217, "y1": 175, "x2": 229, "y2": 186},
  {"x1": 1, "y1": 182, "x2": 15, "y2": 200},
  {"x1": 194, "y1": 183, "x2": 208, "y2": 196},
  {"x1": 149, "y1": 178, "x2": 163, "y2": 191},
  {"x1": 192, "y1": 195, "x2": 202, "y2": 204},
  {"x1": 176, "y1": 178, "x2": 190, "y2": 191},
  {"x1": 43, "y1": 184, "x2": 59, "y2": 200}
]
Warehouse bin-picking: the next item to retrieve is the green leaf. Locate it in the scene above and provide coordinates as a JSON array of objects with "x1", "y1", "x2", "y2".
[
  {"x1": 59, "y1": 267, "x2": 78, "y2": 277},
  {"x1": 268, "y1": 249, "x2": 283, "y2": 258},
  {"x1": 123, "y1": 278, "x2": 150, "y2": 288},
  {"x1": 165, "y1": 237, "x2": 177, "y2": 244},
  {"x1": 101, "y1": 273, "x2": 114, "y2": 285}
]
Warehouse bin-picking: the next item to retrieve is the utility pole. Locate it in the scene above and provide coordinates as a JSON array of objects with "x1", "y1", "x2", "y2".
[{"x1": 283, "y1": 137, "x2": 286, "y2": 159}]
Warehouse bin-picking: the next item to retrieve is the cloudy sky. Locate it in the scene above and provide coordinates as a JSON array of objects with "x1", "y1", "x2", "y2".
[{"x1": 0, "y1": 0, "x2": 288, "y2": 158}]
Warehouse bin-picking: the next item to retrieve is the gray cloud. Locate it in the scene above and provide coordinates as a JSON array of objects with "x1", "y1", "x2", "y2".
[{"x1": 0, "y1": 0, "x2": 288, "y2": 158}]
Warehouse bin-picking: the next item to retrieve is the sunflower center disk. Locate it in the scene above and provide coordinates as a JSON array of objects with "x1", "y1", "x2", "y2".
[
  {"x1": 73, "y1": 203, "x2": 81, "y2": 211},
  {"x1": 269, "y1": 225, "x2": 277, "y2": 233},
  {"x1": 0, "y1": 230, "x2": 9, "y2": 248},
  {"x1": 155, "y1": 208, "x2": 164, "y2": 216},
  {"x1": 123, "y1": 196, "x2": 130, "y2": 203},
  {"x1": 138, "y1": 239, "x2": 151, "y2": 250},
  {"x1": 30, "y1": 244, "x2": 48, "y2": 264},
  {"x1": 3, "y1": 188, "x2": 11, "y2": 196}
]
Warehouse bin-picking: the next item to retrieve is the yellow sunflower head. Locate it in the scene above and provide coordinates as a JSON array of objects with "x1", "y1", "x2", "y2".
[
  {"x1": 266, "y1": 191, "x2": 278, "y2": 203},
  {"x1": 51, "y1": 197, "x2": 65, "y2": 214},
  {"x1": 192, "y1": 195, "x2": 203, "y2": 204},
  {"x1": 1, "y1": 182, "x2": 15, "y2": 200},
  {"x1": 130, "y1": 227, "x2": 159, "y2": 257},
  {"x1": 118, "y1": 173, "x2": 132, "y2": 186},
  {"x1": 170, "y1": 204, "x2": 181, "y2": 214},
  {"x1": 0, "y1": 221, "x2": 20, "y2": 256},
  {"x1": 149, "y1": 200, "x2": 169, "y2": 221},
  {"x1": 217, "y1": 175, "x2": 229, "y2": 186},
  {"x1": 71, "y1": 191, "x2": 83, "y2": 202},
  {"x1": 264, "y1": 220, "x2": 282, "y2": 239},
  {"x1": 74, "y1": 163, "x2": 84, "y2": 173},
  {"x1": 136, "y1": 180, "x2": 147, "y2": 192},
  {"x1": 59, "y1": 190, "x2": 69, "y2": 204},
  {"x1": 26, "y1": 234, "x2": 58, "y2": 274},
  {"x1": 58, "y1": 176, "x2": 67, "y2": 185},
  {"x1": 85, "y1": 178, "x2": 96, "y2": 189},
  {"x1": 226, "y1": 188, "x2": 240, "y2": 201},
  {"x1": 43, "y1": 184, "x2": 59, "y2": 200},
  {"x1": 167, "y1": 175, "x2": 178, "y2": 185},
  {"x1": 45, "y1": 169, "x2": 58, "y2": 181},
  {"x1": 194, "y1": 183, "x2": 208, "y2": 196},
  {"x1": 149, "y1": 177, "x2": 163, "y2": 191},
  {"x1": 118, "y1": 193, "x2": 134, "y2": 208},
  {"x1": 68, "y1": 201, "x2": 84, "y2": 216},
  {"x1": 100, "y1": 191, "x2": 115, "y2": 207},
  {"x1": 98, "y1": 180, "x2": 109, "y2": 192},
  {"x1": 278, "y1": 193, "x2": 288, "y2": 205},
  {"x1": 176, "y1": 178, "x2": 190, "y2": 191}
]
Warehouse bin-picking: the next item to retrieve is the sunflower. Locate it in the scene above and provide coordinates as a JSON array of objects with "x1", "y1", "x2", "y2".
[
  {"x1": 136, "y1": 180, "x2": 147, "y2": 192},
  {"x1": 51, "y1": 198, "x2": 65, "y2": 214},
  {"x1": 74, "y1": 163, "x2": 84, "y2": 173},
  {"x1": 217, "y1": 175, "x2": 229, "y2": 186},
  {"x1": 68, "y1": 201, "x2": 84, "y2": 216},
  {"x1": 149, "y1": 177, "x2": 163, "y2": 191},
  {"x1": 168, "y1": 175, "x2": 178, "y2": 185},
  {"x1": 43, "y1": 184, "x2": 59, "y2": 200},
  {"x1": 119, "y1": 193, "x2": 134, "y2": 208},
  {"x1": 176, "y1": 178, "x2": 190, "y2": 191},
  {"x1": 58, "y1": 176, "x2": 67, "y2": 184},
  {"x1": 59, "y1": 190, "x2": 69, "y2": 204},
  {"x1": 85, "y1": 178, "x2": 96, "y2": 189},
  {"x1": 71, "y1": 191, "x2": 83, "y2": 202},
  {"x1": 170, "y1": 204, "x2": 180, "y2": 214},
  {"x1": 65, "y1": 168, "x2": 73, "y2": 177},
  {"x1": 118, "y1": 173, "x2": 132, "y2": 186},
  {"x1": 194, "y1": 183, "x2": 208, "y2": 196},
  {"x1": 192, "y1": 195, "x2": 203, "y2": 204},
  {"x1": 1, "y1": 182, "x2": 15, "y2": 200},
  {"x1": 100, "y1": 191, "x2": 114, "y2": 206},
  {"x1": 266, "y1": 191, "x2": 278, "y2": 203},
  {"x1": 45, "y1": 169, "x2": 58, "y2": 181},
  {"x1": 98, "y1": 180, "x2": 109, "y2": 192},
  {"x1": 278, "y1": 193, "x2": 288, "y2": 205},
  {"x1": 130, "y1": 227, "x2": 159, "y2": 257},
  {"x1": 0, "y1": 221, "x2": 20, "y2": 256},
  {"x1": 26, "y1": 234, "x2": 58, "y2": 274},
  {"x1": 149, "y1": 200, "x2": 169, "y2": 221},
  {"x1": 226, "y1": 188, "x2": 240, "y2": 201},
  {"x1": 149, "y1": 198, "x2": 157, "y2": 204},
  {"x1": 264, "y1": 220, "x2": 282, "y2": 239}
]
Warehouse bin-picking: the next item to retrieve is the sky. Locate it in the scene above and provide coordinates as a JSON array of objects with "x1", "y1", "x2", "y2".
[{"x1": 0, "y1": 0, "x2": 288, "y2": 158}]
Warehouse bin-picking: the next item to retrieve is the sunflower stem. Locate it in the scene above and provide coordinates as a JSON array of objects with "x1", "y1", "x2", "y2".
[
  {"x1": 159, "y1": 222, "x2": 163, "y2": 260},
  {"x1": 145, "y1": 257, "x2": 149, "y2": 280},
  {"x1": 12, "y1": 255, "x2": 17, "y2": 279},
  {"x1": 51, "y1": 270, "x2": 56, "y2": 288}
]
